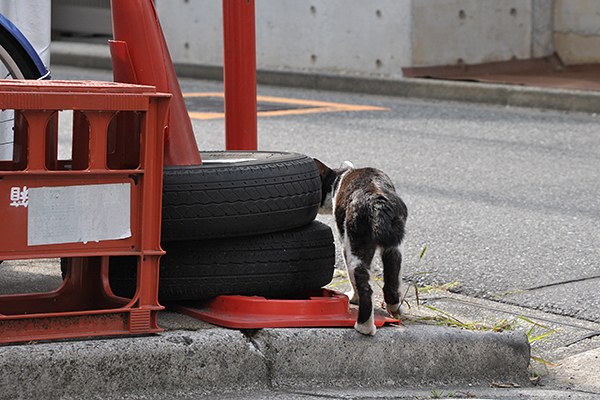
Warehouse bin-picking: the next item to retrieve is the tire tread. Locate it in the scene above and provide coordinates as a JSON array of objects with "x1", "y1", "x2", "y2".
[{"x1": 110, "y1": 221, "x2": 335, "y2": 301}]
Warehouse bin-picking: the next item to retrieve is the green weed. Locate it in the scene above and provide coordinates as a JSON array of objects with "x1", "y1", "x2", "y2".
[
  {"x1": 418, "y1": 305, "x2": 515, "y2": 332},
  {"x1": 419, "y1": 244, "x2": 428, "y2": 261}
]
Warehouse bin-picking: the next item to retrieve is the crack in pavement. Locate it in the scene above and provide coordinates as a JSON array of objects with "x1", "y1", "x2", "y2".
[{"x1": 522, "y1": 275, "x2": 600, "y2": 292}]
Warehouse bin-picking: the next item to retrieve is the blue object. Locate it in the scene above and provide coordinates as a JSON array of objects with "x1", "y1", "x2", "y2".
[{"x1": 0, "y1": 12, "x2": 50, "y2": 79}]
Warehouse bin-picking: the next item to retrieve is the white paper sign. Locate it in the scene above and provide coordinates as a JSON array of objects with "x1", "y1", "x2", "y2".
[{"x1": 27, "y1": 183, "x2": 131, "y2": 246}]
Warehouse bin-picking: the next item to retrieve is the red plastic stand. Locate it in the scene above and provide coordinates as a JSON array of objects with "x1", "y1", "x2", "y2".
[
  {"x1": 110, "y1": 0, "x2": 201, "y2": 166},
  {"x1": 172, "y1": 289, "x2": 399, "y2": 329}
]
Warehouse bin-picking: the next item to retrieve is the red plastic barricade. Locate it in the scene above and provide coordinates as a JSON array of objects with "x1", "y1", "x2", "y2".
[{"x1": 0, "y1": 79, "x2": 170, "y2": 344}]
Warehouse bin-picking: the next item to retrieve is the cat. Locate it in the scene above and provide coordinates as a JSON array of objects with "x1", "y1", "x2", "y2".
[{"x1": 314, "y1": 159, "x2": 408, "y2": 335}]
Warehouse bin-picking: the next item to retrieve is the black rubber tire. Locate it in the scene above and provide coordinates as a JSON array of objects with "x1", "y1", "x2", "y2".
[
  {"x1": 109, "y1": 221, "x2": 335, "y2": 301},
  {"x1": 161, "y1": 151, "x2": 321, "y2": 241}
]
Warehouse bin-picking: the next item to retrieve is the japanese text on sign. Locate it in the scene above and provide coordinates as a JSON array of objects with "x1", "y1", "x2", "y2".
[{"x1": 9, "y1": 186, "x2": 29, "y2": 208}]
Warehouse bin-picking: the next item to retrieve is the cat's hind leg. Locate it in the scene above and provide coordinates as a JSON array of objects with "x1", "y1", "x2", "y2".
[
  {"x1": 342, "y1": 246, "x2": 359, "y2": 305},
  {"x1": 343, "y1": 240, "x2": 376, "y2": 335},
  {"x1": 353, "y1": 263, "x2": 376, "y2": 335},
  {"x1": 382, "y1": 245, "x2": 403, "y2": 318}
]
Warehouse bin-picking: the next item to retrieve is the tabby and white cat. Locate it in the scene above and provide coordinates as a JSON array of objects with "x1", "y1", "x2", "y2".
[{"x1": 315, "y1": 159, "x2": 408, "y2": 335}]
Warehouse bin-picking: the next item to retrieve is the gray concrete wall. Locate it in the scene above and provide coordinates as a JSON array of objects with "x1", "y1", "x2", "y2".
[
  {"x1": 150, "y1": 0, "x2": 591, "y2": 78},
  {"x1": 155, "y1": 0, "x2": 412, "y2": 79},
  {"x1": 411, "y1": 0, "x2": 535, "y2": 66},
  {"x1": 155, "y1": 0, "x2": 223, "y2": 67},
  {"x1": 254, "y1": 1, "x2": 412, "y2": 78},
  {"x1": 532, "y1": 0, "x2": 555, "y2": 58},
  {"x1": 554, "y1": 0, "x2": 600, "y2": 64}
]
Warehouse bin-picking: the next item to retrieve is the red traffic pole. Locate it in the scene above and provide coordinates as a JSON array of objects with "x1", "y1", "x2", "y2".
[{"x1": 222, "y1": 0, "x2": 258, "y2": 150}]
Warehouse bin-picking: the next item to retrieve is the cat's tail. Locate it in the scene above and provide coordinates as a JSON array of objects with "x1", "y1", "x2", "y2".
[{"x1": 371, "y1": 195, "x2": 407, "y2": 248}]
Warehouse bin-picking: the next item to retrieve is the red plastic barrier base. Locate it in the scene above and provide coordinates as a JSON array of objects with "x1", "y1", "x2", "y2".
[{"x1": 171, "y1": 289, "x2": 399, "y2": 329}]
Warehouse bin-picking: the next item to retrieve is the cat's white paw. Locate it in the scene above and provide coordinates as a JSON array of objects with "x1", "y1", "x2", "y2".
[
  {"x1": 354, "y1": 321, "x2": 376, "y2": 336},
  {"x1": 386, "y1": 303, "x2": 401, "y2": 318},
  {"x1": 345, "y1": 290, "x2": 359, "y2": 305}
]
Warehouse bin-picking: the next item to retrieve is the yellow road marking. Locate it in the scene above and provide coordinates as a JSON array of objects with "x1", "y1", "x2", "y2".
[
  {"x1": 183, "y1": 92, "x2": 387, "y2": 120},
  {"x1": 188, "y1": 112, "x2": 224, "y2": 120}
]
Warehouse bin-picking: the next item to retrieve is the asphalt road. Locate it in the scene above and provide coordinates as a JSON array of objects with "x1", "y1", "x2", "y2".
[{"x1": 52, "y1": 65, "x2": 600, "y2": 324}]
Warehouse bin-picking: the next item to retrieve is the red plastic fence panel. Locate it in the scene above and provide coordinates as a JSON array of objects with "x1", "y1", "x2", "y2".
[{"x1": 0, "y1": 80, "x2": 170, "y2": 344}]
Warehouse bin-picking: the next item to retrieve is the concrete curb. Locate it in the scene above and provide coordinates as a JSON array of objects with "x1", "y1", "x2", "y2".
[
  {"x1": 0, "y1": 329, "x2": 268, "y2": 400},
  {"x1": 51, "y1": 41, "x2": 600, "y2": 114},
  {"x1": 0, "y1": 323, "x2": 530, "y2": 399},
  {"x1": 251, "y1": 325, "x2": 531, "y2": 389}
]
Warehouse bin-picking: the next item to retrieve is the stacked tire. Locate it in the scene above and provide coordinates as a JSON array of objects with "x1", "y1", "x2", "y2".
[{"x1": 74, "y1": 151, "x2": 335, "y2": 302}]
